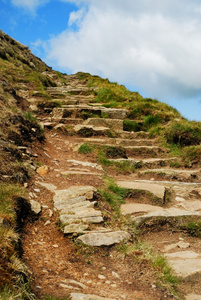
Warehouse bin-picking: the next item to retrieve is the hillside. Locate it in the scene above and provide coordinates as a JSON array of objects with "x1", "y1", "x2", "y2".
[{"x1": 1, "y1": 30, "x2": 201, "y2": 300}]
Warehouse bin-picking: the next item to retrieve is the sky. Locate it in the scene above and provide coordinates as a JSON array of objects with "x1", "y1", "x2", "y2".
[{"x1": 1, "y1": 0, "x2": 201, "y2": 121}]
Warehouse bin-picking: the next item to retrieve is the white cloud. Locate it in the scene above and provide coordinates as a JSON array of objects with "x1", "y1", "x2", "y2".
[
  {"x1": 43, "y1": 0, "x2": 201, "y2": 102},
  {"x1": 11, "y1": 0, "x2": 49, "y2": 12}
]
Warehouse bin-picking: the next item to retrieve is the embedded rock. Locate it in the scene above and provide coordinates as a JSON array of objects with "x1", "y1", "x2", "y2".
[
  {"x1": 30, "y1": 200, "x2": 42, "y2": 215},
  {"x1": 77, "y1": 231, "x2": 130, "y2": 246}
]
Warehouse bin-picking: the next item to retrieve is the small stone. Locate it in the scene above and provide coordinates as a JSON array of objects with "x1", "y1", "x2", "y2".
[
  {"x1": 177, "y1": 241, "x2": 190, "y2": 249},
  {"x1": 152, "y1": 284, "x2": 156, "y2": 289},
  {"x1": 44, "y1": 221, "x2": 51, "y2": 226},
  {"x1": 112, "y1": 271, "x2": 120, "y2": 278},
  {"x1": 36, "y1": 165, "x2": 49, "y2": 176},
  {"x1": 30, "y1": 200, "x2": 41, "y2": 215},
  {"x1": 34, "y1": 189, "x2": 40, "y2": 193},
  {"x1": 102, "y1": 267, "x2": 106, "y2": 270},
  {"x1": 105, "y1": 281, "x2": 111, "y2": 284},
  {"x1": 98, "y1": 274, "x2": 106, "y2": 280},
  {"x1": 24, "y1": 183, "x2": 28, "y2": 188},
  {"x1": 111, "y1": 284, "x2": 117, "y2": 288},
  {"x1": 53, "y1": 244, "x2": 59, "y2": 248}
]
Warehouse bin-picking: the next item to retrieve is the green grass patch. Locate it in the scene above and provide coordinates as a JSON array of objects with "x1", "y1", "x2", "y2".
[
  {"x1": 0, "y1": 183, "x2": 25, "y2": 222},
  {"x1": 98, "y1": 178, "x2": 128, "y2": 213},
  {"x1": 78, "y1": 143, "x2": 94, "y2": 154}
]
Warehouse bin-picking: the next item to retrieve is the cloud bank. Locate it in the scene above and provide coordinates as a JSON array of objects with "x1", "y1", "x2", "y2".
[{"x1": 43, "y1": 0, "x2": 201, "y2": 102}]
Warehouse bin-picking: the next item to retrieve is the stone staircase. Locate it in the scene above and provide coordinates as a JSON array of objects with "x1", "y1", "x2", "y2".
[{"x1": 35, "y1": 75, "x2": 201, "y2": 299}]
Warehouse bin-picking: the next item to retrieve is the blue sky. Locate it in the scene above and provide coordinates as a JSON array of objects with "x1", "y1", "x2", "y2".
[{"x1": 1, "y1": 0, "x2": 201, "y2": 121}]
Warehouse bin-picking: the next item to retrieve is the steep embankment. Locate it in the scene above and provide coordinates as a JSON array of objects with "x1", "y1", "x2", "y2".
[{"x1": 1, "y1": 30, "x2": 201, "y2": 300}]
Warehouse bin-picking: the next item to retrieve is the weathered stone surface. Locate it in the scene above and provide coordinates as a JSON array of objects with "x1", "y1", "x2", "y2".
[
  {"x1": 121, "y1": 203, "x2": 164, "y2": 215},
  {"x1": 36, "y1": 181, "x2": 57, "y2": 191},
  {"x1": 77, "y1": 231, "x2": 130, "y2": 246},
  {"x1": 186, "y1": 294, "x2": 201, "y2": 300},
  {"x1": 64, "y1": 224, "x2": 89, "y2": 234},
  {"x1": 70, "y1": 293, "x2": 115, "y2": 300},
  {"x1": 168, "y1": 258, "x2": 201, "y2": 277},
  {"x1": 117, "y1": 180, "x2": 165, "y2": 199},
  {"x1": 84, "y1": 118, "x2": 123, "y2": 131},
  {"x1": 60, "y1": 209, "x2": 102, "y2": 225},
  {"x1": 74, "y1": 125, "x2": 110, "y2": 135},
  {"x1": 165, "y1": 251, "x2": 199, "y2": 259},
  {"x1": 177, "y1": 200, "x2": 201, "y2": 211},
  {"x1": 53, "y1": 186, "x2": 96, "y2": 205},
  {"x1": 36, "y1": 165, "x2": 49, "y2": 176},
  {"x1": 61, "y1": 171, "x2": 103, "y2": 176},
  {"x1": 133, "y1": 208, "x2": 200, "y2": 224},
  {"x1": 30, "y1": 200, "x2": 41, "y2": 215},
  {"x1": 54, "y1": 196, "x2": 86, "y2": 211},
  {"x1": 66, "y1": 160, "x2": 103, "y2": 171}
]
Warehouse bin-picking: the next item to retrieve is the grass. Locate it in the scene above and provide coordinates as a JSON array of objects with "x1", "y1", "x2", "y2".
[
  {"x1": 78, "y1": 143, "x2": 94, "y2": 154},
  {"x1": 0, "y1": 183, "x2": 25, "y2": 223},
  {"x1": 98, "y1": 178, "x2": 128, "y2": 213}
]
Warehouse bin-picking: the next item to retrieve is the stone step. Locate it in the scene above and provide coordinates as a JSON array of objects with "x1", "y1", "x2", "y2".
[
  {"x1": 77, "y1": 137, "x2": 157, "y2": 147},
  {"x1": 83, "y1": 118, "x2": 123, "y2": 131},
  {"x1": 108, "y1": 157, "x2": 177, "y2": 168},
  {"x1": 116, "y1": 180, "x2": 166, "y2": 200},
  {"x1": 53, "y1": 186, "x2": 104, "y2": 228},
  {"x1": 51, "y1": 106, "x2": 128, "y2": 120},
  {"x1": 138, "y1": 168, "x2": 201, "y2": 181},
  {"x1": 70, "y1": 293, "x2": 116, "y2": 300},
  {"x1": 77, "y1": 231, "x2": 131, "y2": 246},
  {"x1": 74, "y1": 125, "x2": 111, "y2": 137}
]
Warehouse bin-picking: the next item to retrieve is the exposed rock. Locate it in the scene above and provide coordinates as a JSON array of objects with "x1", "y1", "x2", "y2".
[
  {"x1": 66, "y1": 160, "x2": 103, "y2": 171},
  {"x1": 36, "y1": 165, "x2": 49, "y2": 176},
  {"x1": 70, "y1": 293, "x2": 116, "y2": 300},
  {"x1": 64, "y1": 224, "x2": 89, "y2": 234},
  {"x1": 53, "y1": 186, "x2": 96, "y2": 204},
  {"x1": 165, "y1": 251, "x2": 198, "y2": 259},
  {"x1": 186, "y1": 294, "x2": 201, "y2": 300},
  {"x1": 168, "y1": 258, "x2": 201, "y2": 277},
  {"x1": 133, "y1": 208, "x2": 200, "y2": 224},
  {"x1": 36, "y1": 181, "x2": 57, "y2": 191},
  {"x1": 77, "y1": 231, "x2": 130, "y2": 246},
  {"x1": 121, "y1": 203, "x2": 164, "y2": 215},
  {"x1": 30, "y1": 199, "x2": 42, "y2": 215},
  {"x1": 116, "y1": 180, "x2": 166, "y2": 200},
  {"x1": 84, "y1": 118, "x2": 123, "y2": 131}
]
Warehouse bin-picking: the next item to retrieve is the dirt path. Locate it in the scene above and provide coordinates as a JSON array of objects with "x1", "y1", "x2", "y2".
[{"x1": 22, "y1": 132, "x2": 176, "y2": 300}]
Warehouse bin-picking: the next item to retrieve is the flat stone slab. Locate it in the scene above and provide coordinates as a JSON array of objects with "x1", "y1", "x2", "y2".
[
  {"x1": 61, "y1": 171, "x2": 103, "y2": 176},
  {"x1": 168, "y1": 258, "x2": 201, "y2": 277},
  {"x1": 177, "y1": 200, "x2": 201, "y2": 211},
  {"x1": 186, "y1": 294, "x2": 201, "y2": 300},
  {"x1": 64, "y1": 224, "x2": 89, "y2": 234},
  {"x1": 77, "y1": 231, "x2": 130, "y2": 246},
  {"x1": 53, "y1": 186, "x2": 96, "y2": 205},
  {"x1": 121, "y1": 203, "x2": 164, "y2": 215},
  {"x1": 36, "y1": 181, "x2": 57, "y2": 191},
  {"x1": 84, "y1": 118, "x2": 123, "y2": 131},
  {"x1": 165, "y1": 251, "x2": 199, "y2": 259},
  {"x1": 71, "y1": 293, "x2": 115, "y2": 300},
  {"x1": 66, "y1": 160, "x2": 103, "y2": 171},
  {"x1": 117, "y1": 180, "x2": 165, "y2": 199},
  {"x1": 133, "y1": 208, "x2": 200, "y2": 224}
]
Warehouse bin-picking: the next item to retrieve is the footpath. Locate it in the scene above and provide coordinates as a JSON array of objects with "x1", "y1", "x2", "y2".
[{"x1": 22, "y1": 75, "x2": 201, "y2": 300}]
